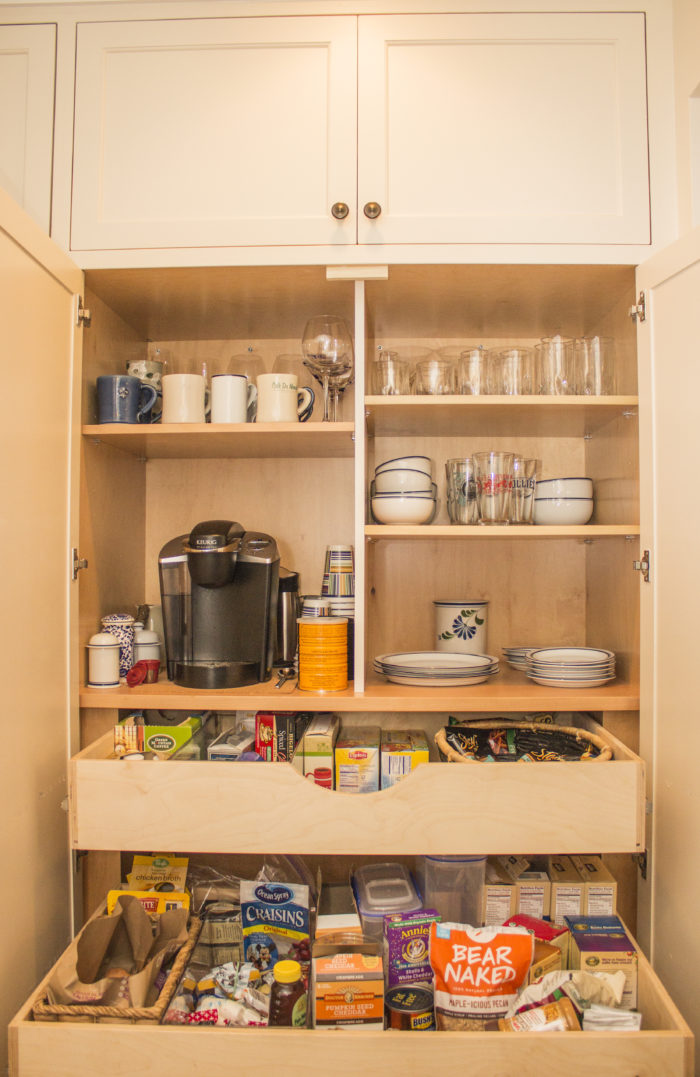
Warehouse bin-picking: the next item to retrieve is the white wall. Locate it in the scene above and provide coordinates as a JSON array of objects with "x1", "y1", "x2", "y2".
[{"x1": 672, "y1": 0, "x2": 700, "y2": 232}]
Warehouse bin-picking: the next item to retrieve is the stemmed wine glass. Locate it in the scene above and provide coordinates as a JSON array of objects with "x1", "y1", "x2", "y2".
[{"x1": 301, "y1": 315, "x2": 354, "y2": 422}]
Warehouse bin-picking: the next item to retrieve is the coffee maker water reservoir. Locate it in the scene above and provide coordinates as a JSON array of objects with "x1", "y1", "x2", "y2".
[{"x1": 159, "y1": 520, "x2": 279, "y2": 689}]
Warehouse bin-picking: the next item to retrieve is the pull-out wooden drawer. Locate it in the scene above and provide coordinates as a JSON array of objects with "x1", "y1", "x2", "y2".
[
  {"x1": 10, "y1": 941, "x2": 692, "y2": 1077},
  {"x1": 68, "y1": 720, "x2": 643, "y2": 855}
]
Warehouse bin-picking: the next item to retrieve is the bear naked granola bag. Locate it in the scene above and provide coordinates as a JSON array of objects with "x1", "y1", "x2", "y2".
[{"x1": 429, "y1": 922, "x2": 533, "y2": 1030}]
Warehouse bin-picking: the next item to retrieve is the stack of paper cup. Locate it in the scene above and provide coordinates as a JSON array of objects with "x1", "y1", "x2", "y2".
[{"x1": 297, "y1": 616, "x2": 348, "y2": 693}]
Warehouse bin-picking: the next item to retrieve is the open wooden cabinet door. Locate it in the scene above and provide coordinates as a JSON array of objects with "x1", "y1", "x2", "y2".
[
  {"x1": 636, "y1": 224, "x2": 700, "y2": 1051},
  {"x1": 0, "y1": 188, "x2": 83, "y2": 1066}
]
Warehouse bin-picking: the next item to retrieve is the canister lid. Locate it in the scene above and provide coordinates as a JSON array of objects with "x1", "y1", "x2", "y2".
[{"x1": 88, "y1": 632, "x2": 120, "y2": 648}]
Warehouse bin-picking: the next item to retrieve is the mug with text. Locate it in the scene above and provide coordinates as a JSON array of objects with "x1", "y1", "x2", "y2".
[{"x1": 256, "y1": 373, "x2": 314, "y2": 423}]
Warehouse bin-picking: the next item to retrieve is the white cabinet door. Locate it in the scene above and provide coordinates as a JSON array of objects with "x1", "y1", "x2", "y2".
[
  {"x1": 0, "y1": 23, "x2": 56, "y2": 233},
  {"x1": 0, "y1": 187, "x2": 83, "y2": 1061},
  {"x1": 357, "y1": 13, "x2": 650, "y2": 246},
  {"x1": 635, "y1": 226, "x2": 700, "y2": 1049},
  {"x1": 71, "y1": 16, "x2": 357, "y2": 251}
]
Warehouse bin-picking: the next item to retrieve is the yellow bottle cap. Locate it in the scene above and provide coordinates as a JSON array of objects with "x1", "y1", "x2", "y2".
[{"x1": 273, "y1": 959, "x2": 302, "y2": 984}]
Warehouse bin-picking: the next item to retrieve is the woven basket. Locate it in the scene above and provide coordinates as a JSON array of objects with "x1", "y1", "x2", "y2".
[
  {"x1": 435, "y1": 721, "x2": 612, "y2": 763},
  {"x1": 32, "y1": 917, "x2": 201, "y2": 1024}
]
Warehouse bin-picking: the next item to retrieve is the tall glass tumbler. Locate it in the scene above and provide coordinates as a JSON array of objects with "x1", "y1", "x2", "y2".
[
  {"x1": 473, "y1": 451, "x2": 514, "y2": 525},
  {"x1": 457, "y1": 347, "x2": 491, "y2": 395},
  {"x1": 445, "y1": 457, "x2": 479, "y2": 524},
  {"x1": 372, "y1": 351, "x2": 412, "y2": 395},
  {"x1": 414, "y1": 355, "x2": 456, "y2": 395},
  {"x1": 536, "y1": 336, "x2": 575, "y2": 395},
  {"x1": 510, "y1": 456, "x2": 539, "y2": 524},
  {"x1": 490, "y1": 347, "x2": 536, "y2": 395},
  {"x1": 573, "y1": 336, "x2": 614, "y2": 395}
]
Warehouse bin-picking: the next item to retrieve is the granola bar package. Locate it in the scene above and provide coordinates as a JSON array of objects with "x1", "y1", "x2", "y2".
[{"x1": 429, "y1": 921, "x2": 533, "y2": 1030}]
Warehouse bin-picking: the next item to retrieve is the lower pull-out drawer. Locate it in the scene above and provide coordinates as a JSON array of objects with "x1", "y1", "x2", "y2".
[{"x1": 9, "y1": 942, "x2": 693, "y2": 1077}]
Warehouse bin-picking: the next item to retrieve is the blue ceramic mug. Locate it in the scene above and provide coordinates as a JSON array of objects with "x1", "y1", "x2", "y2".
[{"x1": 97, "y1": 375, "x2": 158, "y2": 424}]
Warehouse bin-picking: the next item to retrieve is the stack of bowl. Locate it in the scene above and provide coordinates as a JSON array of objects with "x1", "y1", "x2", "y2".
[
  {"x1": 533, "y1": 476, "x2": 594, "y2": 525},
  {"x1": 370, "y1": 456, "x2": 437, "y2": 525}
]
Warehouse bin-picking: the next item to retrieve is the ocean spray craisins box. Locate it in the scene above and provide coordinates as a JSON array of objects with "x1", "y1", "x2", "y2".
[
  {"x1": 240, "y1": 879, "x2": 310, "y2": 972},
  {"x1": 383, "y1": 909, "x2": 440, "y2": 989}
]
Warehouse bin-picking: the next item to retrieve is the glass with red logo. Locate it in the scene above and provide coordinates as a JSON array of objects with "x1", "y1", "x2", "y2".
[{"x1": 473, "y1": 451, "x2": 514, "y2": 525}]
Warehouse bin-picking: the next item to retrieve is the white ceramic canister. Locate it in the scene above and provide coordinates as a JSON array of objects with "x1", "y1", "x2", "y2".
[
  {"x1": 134, "y1": 626, "x2": 162, "y2": 663},
  {"x1": 101, "y1": 613, "x2": 135, "y2": 678},
  {"x1": 434, "y1": 600, "x2": 489, "y2": 655},
  {"x1": 87, "y1": 632, "x2": 121, "y2": 688}
]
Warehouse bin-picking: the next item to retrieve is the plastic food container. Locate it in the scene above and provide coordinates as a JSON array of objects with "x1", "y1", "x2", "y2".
[
  {"x1": 419, "y1": 855, "x2": 486, "y2": 926},
  {"x1": 353, "y1": 862, "x2": 422, "y2": 940}
]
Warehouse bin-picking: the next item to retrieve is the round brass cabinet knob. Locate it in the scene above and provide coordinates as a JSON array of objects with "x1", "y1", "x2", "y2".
[
  {"x1": 331, "y1": 202, "x2": 350, "y2": 220},
  {"x1": 363, "y1": 202, "x2": 382, "y2": 219}
]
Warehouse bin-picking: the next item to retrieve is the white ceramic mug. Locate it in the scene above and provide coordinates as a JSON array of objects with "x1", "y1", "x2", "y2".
[
  {"x1": 210, "y1": 374, "x2": 257, "y2": 423},
  {"x1": 161, "y1": 373, "x2": 207, "y2": 423},
  {"x1": 256, "y1": 373, "x2": 314, "y2": 423}
]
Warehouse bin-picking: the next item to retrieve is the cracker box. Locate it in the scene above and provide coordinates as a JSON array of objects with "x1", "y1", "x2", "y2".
[
  {"x1": 547, "y1": 855, "x2": 585, "y2": 924},
  {"x1": 293, "y1": 713, "x2": 340, "y2": 787},
  {"x1": 565, "y1": 916, "x2": 638, "y2": 1009},
  {"x1": 570, "y1": 855, "x2": 618, "y2": 915},
  {"x1": 335, "y1": 725, "x2": 381, "y2": 793},
  {"x1": 482, "y1": 858, "x2": 517, "y2": 925},
  {"x1": 316, "y1": 883, "x2": 362, "y2": 939},
  {"x1": 504, "y1": 913, "x2": 570, "y2": 963},
  {"x1": 528, "y1": 939, "x2": 563, "y2": 983},
  {"x1": 380, "y1": 729, "x2": 429, "y2": 789},
  {"x1": 312, "y1": 942, "x2": 384, "y2": 1028},
  {"x1": 516, "y1": 871, "x2": 551, "y2": 920},
  {"x1": 383, "y1": 909, "x2": 440, "y2": 989}
]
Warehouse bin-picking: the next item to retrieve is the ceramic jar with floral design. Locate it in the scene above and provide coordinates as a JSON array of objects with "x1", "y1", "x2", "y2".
[{"x1": 434, "y1": 600, "x2": 489, "y2": 655}]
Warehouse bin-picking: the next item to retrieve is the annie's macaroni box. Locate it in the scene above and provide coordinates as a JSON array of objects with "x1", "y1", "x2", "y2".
[
  {"x1": 564, "y1": 915, "x2": 638, "y2": 1009},
  {"x1": 335, "y1": 725, "x2": 381, "y2": 793},
  {"x1": 383, "y1": 909, "x2": 440, "y2": 989},
  {"x1": 570, "y1": 854, "x2": 618, "y2": 915},
  {"x1": 380, "y1": 729, "x2": 429, "y2": 789}
]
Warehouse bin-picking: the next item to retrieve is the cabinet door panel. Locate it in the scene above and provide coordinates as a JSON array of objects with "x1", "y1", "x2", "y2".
[
  {"x1": 358, "y1": 13, "x2": 649, "y2": 246},
  {"x1": 71, "y1": 17, "x2": 357, "y2": 250},
  {"x1": 0, "y1": 23, "x2": 56, "y2": 232}
]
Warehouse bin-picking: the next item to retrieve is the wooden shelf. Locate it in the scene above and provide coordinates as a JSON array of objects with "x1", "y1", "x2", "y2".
[
  {"x1": 365, "y1": 395, "x2": 638, "y2": 438},
  {"x1": 69, "y1": 720, "x2": 642, "y2": 854},
  {"x1": 365, "y1": 524, "x2": 640, "y2": 539},
  {"x1": 79, "y1": 669, "x2": 640, "y2": 712},
  {"x1": 82, "y1": 422, "x2": 355, "y2": 459}
]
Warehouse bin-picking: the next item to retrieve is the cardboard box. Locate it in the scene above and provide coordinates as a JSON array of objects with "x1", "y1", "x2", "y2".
[
  {"x1": 254, "y1": 711, "x2": 276, "y2": 760},
  {"x1": 335, "y1": 725, "x2": 381, "y2": 793},
  {"x1": 316, "y1": 884, "x2": 362, "y2": 939},
  {"x1": 312, "y1": 943, "x2": 384, "y2": 1028},
  {"x1": 504, "y1": 913, "x2": 570, "y2": 963},
  {"x1": 570, "y1": 855, "x2": 618, "y2": 915},
  {"x1": 207, "y1": 727, "x2": 255, "y2": 760},
  {"x1": 565, "y1": 916, "x2": 638, "y2": 1009},
  {"x1": 516, "y1": 871, "x2": 551, "y2": 920},
  {"x1": 547, "y1": 855, "x2": 586, "y2": 924},
  {"x1": 482, "y1": 858, "x2": 517, "y2": 925},
  {"x1": 383, "y1": 909, "x2": 439, "y2": 989},
  {"x1": 292, "y1": 713, "x2": 340, "y2": 787},
  {"x1": 380, "y1": 729, "x2": 429, "y2": 789},
  {"x1": 528, "y1": 939, "x2": 563, "y2": 983},
  {"x1": 114, "y1": 714, "x2": 201, "y2": 758}
]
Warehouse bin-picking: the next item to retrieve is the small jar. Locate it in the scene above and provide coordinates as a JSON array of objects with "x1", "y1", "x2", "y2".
[
  {"x1": 268, "y1": 960, "x2": 307, "y2": 1028},
  {"x1": 87, "y1": 632, "x2": 120, "y2": 688}
]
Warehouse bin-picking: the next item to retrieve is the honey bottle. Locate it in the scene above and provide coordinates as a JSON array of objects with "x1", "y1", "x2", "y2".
[{"x1": 268, "y1": 960, "x2": 307, "y2": 1028}]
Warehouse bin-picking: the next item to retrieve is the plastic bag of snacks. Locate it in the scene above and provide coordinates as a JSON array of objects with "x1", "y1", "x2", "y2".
[{"x1": 429, "y1": 922, "x2": 533, "y2": 1030}]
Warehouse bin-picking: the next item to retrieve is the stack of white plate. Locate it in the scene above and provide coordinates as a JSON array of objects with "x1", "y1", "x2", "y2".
[
  {"x1": 502, "y1": 646, "x2": 533, "y2": 671},
  {"x1": 525, "y1": 647, "x2": 616, "y2": 688},
  {"x1": 374, "y1": 650, "x2": 499, "y2": 687}
]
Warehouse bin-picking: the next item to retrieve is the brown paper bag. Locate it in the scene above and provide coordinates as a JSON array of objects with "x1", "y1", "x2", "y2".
[{"x1": 46, "y1": 894, "x2": 189, "y2": 1008}]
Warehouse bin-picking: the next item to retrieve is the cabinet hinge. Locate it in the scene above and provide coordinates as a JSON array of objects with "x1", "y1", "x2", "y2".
[
  {"x1": 76, "y1": 296, "x2": 92, "y2": 328},
  {"x1": 632, "y1": 549, "x2": 650, "y2": 583},
  {"x1": 71, "y1": 547, "x2": 88, "y2": 580},
  {"x1": 633, "y1": 850, "x2": 648, "y2": 880},
  {"x1": 628, "y1": 291, "x2": 646, "y2": 322}
]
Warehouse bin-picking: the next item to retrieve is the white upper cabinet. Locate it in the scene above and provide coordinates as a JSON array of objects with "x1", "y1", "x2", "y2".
[
  {"x1": 70, "y1": 9, "x2": 650, "y2": 253},
  {"x1": 357, "y1": 12, "x2": 650, "y2": 246},
  {"x1": 0, "y1": 23, "x2": 56, "y2": 233},
  {"x1": 70, "y1": 16, "x2": 357, "y2": 250}
]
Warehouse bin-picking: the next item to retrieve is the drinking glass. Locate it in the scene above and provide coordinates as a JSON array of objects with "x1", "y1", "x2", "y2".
[
  {"x1": 490, "y1": 347, "x2": 536, "y2": 395},
  {"x1": 414, "y1": 355, "x2": 456, "y2": 395},
  {"x1": 445, "y1": 457, "x2": 479, "y2": 524},
  {"x1": 457, "y1": 347, "x2": 491, "y2": 395},
  {"x1": 510, "y1": 456, "x2": 539, "y2": 524},
  {"x1": 536, "y1": 336, "x2": 575, "y2": 395},
  {"x1": 473, "y1": 451, "x2": 514, "y2": 525},
  {"x1": 301, "y1": 315, "x2": 354, "y2": 422},
  {"x1": 372, "y1": 351, "x2": 411, "y2": 395},
  {"x1": 573, "y1": 336, "x2": 614, "y2": 395}
]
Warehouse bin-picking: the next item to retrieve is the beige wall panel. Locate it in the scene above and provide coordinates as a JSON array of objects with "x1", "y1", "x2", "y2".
[{"x1": 144, "y1": 457, "x2": 354, "y2": 602}]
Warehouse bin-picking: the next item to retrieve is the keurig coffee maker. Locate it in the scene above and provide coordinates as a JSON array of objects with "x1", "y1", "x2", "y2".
[{"x1": 158, "y1": 519, "x2": 279, "y2": 688}]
